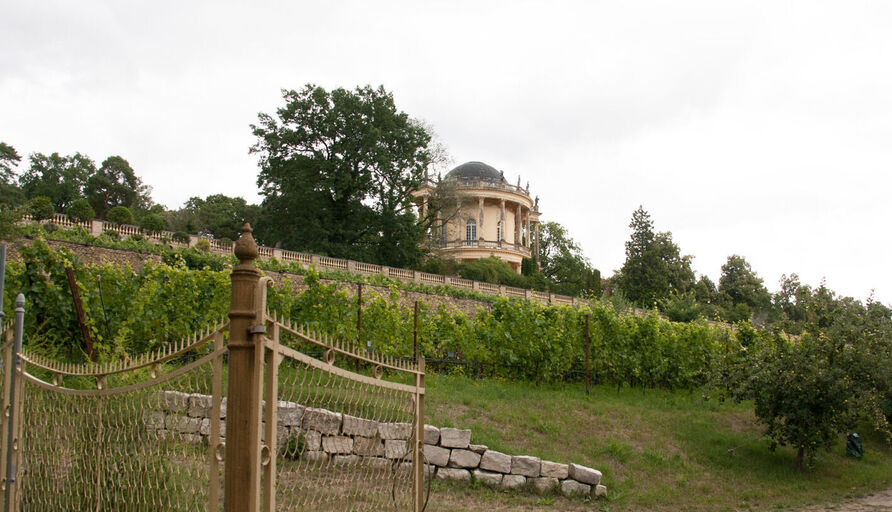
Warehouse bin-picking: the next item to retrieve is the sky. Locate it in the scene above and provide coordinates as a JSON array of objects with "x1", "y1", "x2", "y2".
[{"x1": 2, "y1": 1, "x2": 891, "y2": 304}]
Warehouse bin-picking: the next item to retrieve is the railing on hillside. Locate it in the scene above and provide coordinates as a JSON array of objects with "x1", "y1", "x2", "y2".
[
  {"x1": 438, "y1": 238, "x2": 531, "y2": 256},
  {"x1": 20, "y1": 212, "x2": 579, "y2": 307}
]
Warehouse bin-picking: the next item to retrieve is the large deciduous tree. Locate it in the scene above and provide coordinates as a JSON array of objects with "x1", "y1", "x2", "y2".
[
  {"x1": 0, "y1": 142, "x2": 24, "y2": 207},
  {"x1": 84, "y1": 156, "x2": 149, "y2": 218},
  {"x1": 538, "y1": 221, "x2": 600, "y2": 297},
  {"x1": 19, "y1": 152, "x2": 95, "y2": 210},
  {"x1": 251, "y1": 84, "x2": 434, "y2": 267},
  {"x1": 616, "y1": 206, "x2": 694, "y2": 307},
  {"x1": 718, "y1": 254, "x2": 771, "y2": 320}
]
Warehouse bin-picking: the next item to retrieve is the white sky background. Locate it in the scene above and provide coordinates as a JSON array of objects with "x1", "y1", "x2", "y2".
[{"x1": 2, "y1": 1, "x2": 891, "y2": 304}]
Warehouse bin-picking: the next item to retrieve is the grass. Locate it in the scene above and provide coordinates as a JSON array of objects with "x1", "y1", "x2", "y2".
[{"x1": 423, "y1": 375, "x2": 892, "y2": 511}]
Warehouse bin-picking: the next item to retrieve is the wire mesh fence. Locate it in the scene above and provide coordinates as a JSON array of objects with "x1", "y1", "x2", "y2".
[{"x1": 270, "y1": 316, "x2": 424, "y2": 511}]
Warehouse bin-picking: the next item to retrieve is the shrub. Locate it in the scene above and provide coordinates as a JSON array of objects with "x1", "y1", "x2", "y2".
[
  {"x1": 172, "y1": 232, "x2": 190, "y2": 244},
  {"x1": 28, "y1": 196, "x2": 54, "y2": 220},
  {"x1": 66, "y1": 199, "x2": 95, "y2": 222},
  {"x1": 139, "y1": 213, "x2": 166, "y2": 233},
  {"x1": 195, "y1": 239, "x2": 211, "y2": 252},
  {"x1": 106, "y1": 206, "x2": 134, "y2": 225}
]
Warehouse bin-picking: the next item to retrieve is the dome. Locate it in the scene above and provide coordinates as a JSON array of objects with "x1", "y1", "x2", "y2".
[{"x1": 445, "y1": 161, "x2": 506, "y2": 183}]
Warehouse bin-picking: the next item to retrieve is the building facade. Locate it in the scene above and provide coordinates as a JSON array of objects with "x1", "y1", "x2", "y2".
[{"x1": 414, "y1": 161, "x2": 540, "y2": 274}]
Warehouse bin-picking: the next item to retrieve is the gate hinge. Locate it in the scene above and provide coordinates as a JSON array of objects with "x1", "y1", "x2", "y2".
[{"x1": 249, "y1": 325, "x2": 267, "y2": 334}]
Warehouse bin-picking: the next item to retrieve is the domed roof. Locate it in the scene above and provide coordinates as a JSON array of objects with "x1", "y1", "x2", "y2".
[{"x1": 445, "y1": 161, "x2": 505, "y2": 183}]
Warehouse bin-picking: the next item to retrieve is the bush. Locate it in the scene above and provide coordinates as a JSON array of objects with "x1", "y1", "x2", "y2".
[
  {"x1": 106, "y1": 206, "x2": 134, "y2": 225},
  {"x1": 28, "y1": 196, "x2": 54, "y2": 220},
  {"x1": 139, "y1": 213, "x2": 166, "y2": 233},
  {"x1": 172, "y1": 232, "x2": 190, "y2": 244},
  {"x1": 458, "y1": 256, "x2": 517, "y2": 284},
  {"x1": 66, "y1": 199, "x2": 95, "y2": 222}
]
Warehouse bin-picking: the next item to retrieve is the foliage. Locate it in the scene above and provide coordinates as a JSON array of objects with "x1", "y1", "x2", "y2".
[
  {"x1": 0, "y1": 141, "x2": 22, "y2": 185},
  {"x1": 0, "y1": 204, "x2": 22, "y2": 241},
  {"x1": 27, "y1": 196, "x2": 55, "y2": 220},
  {"x1": 106, "y1": 205, "x2": 134, "y2": 225},
  {"x1": 18, "y1": 152, "x2": 95, "y2": 210},
  {"x1": 538, "y1": 221, "x2": 600, "y2": 297},
  {"x1": 139, "y1": 213, "x2": 166, "y2": 233},
  {"x1": 457, "y1": 256, "x2": 517, "y2": 284},
  {"x1": 251, "y1": 84, "x2": 434, "y2": 268},
  {"x1": 84, "y1": 156, "x2": 149, "y2": 218},
  {"x1": 66, "y1": 198, "x2": 95, "y2": 222},
  {"x1": 163, "y1": 194, "x2": 259, "y2": 240},
  {"x1": 616, "y1": 206, "x2": 694, "y2": 307},
  {"x1": 718, "y1": 254, "x2": 771, "y2": 321}
]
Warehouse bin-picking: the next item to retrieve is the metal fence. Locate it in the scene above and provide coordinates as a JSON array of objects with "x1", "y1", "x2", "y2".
[{"x1": 0, "y1": 224, "x2": 426, "y2": 511}]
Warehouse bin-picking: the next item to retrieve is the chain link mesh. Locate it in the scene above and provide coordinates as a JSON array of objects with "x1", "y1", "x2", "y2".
[
  {"x1": 9, "y1": 325, "x2": 226, "y2": 511},
  {"x1": 273, "y1": 321, "x2": 420, "y2": 511}
]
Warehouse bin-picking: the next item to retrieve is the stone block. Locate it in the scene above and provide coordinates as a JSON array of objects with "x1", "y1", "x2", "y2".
[
  {"x1": 302, "y1": 408, "x2": 342, "y2": 435},
  {"x1": 479, "y1": 450, "x2": 511, "y2": 473},
  {"x1": 472, "y1": 469, "x2": 503, "y2": 486},
  {"x1": 561, "y1": 479, "x2": 591, "y2": 496},
  {"x1": 385, "y1": 439, "x2": 409, "y2": 460},
  {"x1": 423, "y1": 424, "x2": 440, "y2": 445},
  {"x1": 322, "y1": 435, "x2": 353, "y2": 454},
  {"x1": 183, "y1": 434, "x2": 202, "y2": 444},
  {"x1": 361, "y1": 457, "x2": 391, "y2": 470},
  {"x1": 167, "y1": 415, "x2": 200, "y2": 434},
  {"x1": 531, "y1": 477, "x2": 559, "y2": 494},
  {"x1": 353, "y1": 436, "x2": 385, "y2": 457},
  {"x1": 423, "y1": 445, "x2": 450, "y2": 467},
  {"x1": 436, "y1": 468, "x2": 471, "y2": 482},
  {"x1": 278, "y1": 401, "x2": 304, "y2": 427},
  {"x1": 187, "y1": 393, "x2": 212, "y2": 418},
  {"x1": 539, "y1": 460, "x2": 568, "y2": 479},
  {"x1": 448, "y1": 449, "x2": 481, "y2": 469},
  {"x1": 595, "y1": 484, "x2": 608, "y2": 498},
  {"x1": 568, "y1": 463, "x2": 601, "y2": 486},
  {"x1": 511, "y1": 455, "x2": 540, "y2": 477},
  {"x1": 145, "y1": 411, "x2": 165, "y2": 430},
  {"x1": 343, "y1": 415, "x2": 378, "y2": 437},
  {"x1": 304, "y1": 430, "x2": 322, "y2": 451},
  {"x1": 439, "y1": 428, "x2": 471, "y2": 449},
  {"x1": 160, "y1": 391, "x2": 189, "y2": 413},
  {"x1": 378, "y1": 422, "x2": 412, "y2": 440},
  {"x1": 501, "y1": 474, "x2": 526, "y2": 490},
  {"x1": 469, "y1": 444, "x2": 488, "y2": 454},
  {"x1": 199, "y1": 418, "x2": 225, "y2": 437}
]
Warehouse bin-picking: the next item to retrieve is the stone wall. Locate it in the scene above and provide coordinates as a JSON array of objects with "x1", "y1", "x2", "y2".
[{"x1": 156, "y1": 391, "x2": 607, "y2": 499}]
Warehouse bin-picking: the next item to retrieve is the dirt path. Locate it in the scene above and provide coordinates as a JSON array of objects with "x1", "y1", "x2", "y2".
[{"x1": 799, "y1": 487, "x2": 892, "y2": 511}]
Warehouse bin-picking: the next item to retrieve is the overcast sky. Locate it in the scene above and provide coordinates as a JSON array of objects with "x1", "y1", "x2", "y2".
[{"x1": 2, "y1": 1, "x2": 891, "y2": 304}]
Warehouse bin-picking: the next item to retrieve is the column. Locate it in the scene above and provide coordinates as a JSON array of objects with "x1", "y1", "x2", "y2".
[
  {"x1": 525, "y1": 211, "x2": 531, "y2": 248},
  {"x1": 514, "y1": 203, "x2": 521, "y2": 245},
  {"x1": 477, "y1": 197, "x2": 485, "y2": 241},
  {"x1": 534, "y1": 221, "x2": 540, "y2": 263},
  {"x1": 499, "y1": 200, "x2": 506, "y2": 243}
]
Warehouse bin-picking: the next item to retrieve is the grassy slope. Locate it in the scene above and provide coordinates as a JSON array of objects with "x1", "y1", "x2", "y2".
[{"x1": 423, "y1": 375, "x2": 892, "y2": 511}]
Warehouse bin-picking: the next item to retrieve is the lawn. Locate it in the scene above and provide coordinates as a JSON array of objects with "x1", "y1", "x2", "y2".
[{"x1": 422, "y1": 375, "x2": 892, "y2": 511}]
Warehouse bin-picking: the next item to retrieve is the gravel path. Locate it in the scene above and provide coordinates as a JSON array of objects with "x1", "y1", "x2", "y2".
[{"x1": 800, "y1": 488, "x2": 892, "y2": 511}]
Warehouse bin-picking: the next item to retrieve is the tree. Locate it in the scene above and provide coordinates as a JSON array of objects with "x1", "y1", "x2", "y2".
[
  {"x1": 0, "y1": 142, "x2": 24, "y2": 207},
  {"x1": 179, "y1": 194, "x2": 260, "y2": 241},
  {"x1": 106, "y1": 205, "x2": 134, "y2": 225},
  {"x1": 27, "y1": 196, "x2": 55, "y2": 220},
  {"x1": 66, "y1": 198, "x2": 95, "y2": 222},
  {"x1": 251, "y1": 84, "x2": 434, "y2": 268},
  {"x1": 0, "y1": 142, "x2": 21, "y2": 185},
  {"x1": 538, "y1": 221, "x2": 600, "y2": 296},
  {"x1": 19, "y1": 152, "x2": 95, "y2": 210},
  {"x1": 616, "y1": 207, "x2": 694, "y2": 307},
  {"x1": 84, "y1": 156, "x2": 148, "y2": 218},
  {"x1": 718, "y1": 255, "x2": 771, "y2": 319}
]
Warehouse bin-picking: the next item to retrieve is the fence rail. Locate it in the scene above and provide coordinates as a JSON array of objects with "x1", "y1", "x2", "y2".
[{"x1": 21, "y1": 212, "x2": 580, "y2": 307}]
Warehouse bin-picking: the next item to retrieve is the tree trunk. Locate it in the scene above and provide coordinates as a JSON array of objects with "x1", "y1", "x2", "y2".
[{"x1": 796, "y1": 446, "x2": 805, "y2": 471}]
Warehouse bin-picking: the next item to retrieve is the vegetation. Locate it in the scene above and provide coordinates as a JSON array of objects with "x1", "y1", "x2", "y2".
[
  {"x1": 251, "y1": 84, "x2": 437, "y2": 268},
  {"x1": 106, "y1": 205, "x2": 134, "y2": 225},
  {"x1": 66, "y1": 198, "x2": 95, "y2": 222}
]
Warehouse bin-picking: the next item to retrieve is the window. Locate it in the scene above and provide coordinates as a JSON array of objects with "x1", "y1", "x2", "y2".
[
  {"x1": 497, "y1": 221, "x2": 502, "y2": 242},
  {"x1": 466, "y1": 219, "x2": 477, "y2": 246}
]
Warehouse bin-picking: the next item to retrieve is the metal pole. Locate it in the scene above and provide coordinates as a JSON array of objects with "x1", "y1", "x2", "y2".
[
  {"x1": 585, "y1": 314, "x2": 591, "y2": 395},
  {"x1": 224, "y1": 224, "x2": 263, "y2": 512},
  {"x1": 413, "y1": 300, "x2": 418, "y2": 360},
  {"x1": 4, "y1": 294, "x2": 24, "y2": 511}
]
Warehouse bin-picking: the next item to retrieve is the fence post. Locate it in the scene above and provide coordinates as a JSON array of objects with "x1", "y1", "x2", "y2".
[
  {"x1": 4, "y1": 294, "x2": 25, "y2": 511},
  {"x1": 224, "y1": 223, "x2": 263, "y2": 512},
  {"x1": 413, "y1": 357, "x2": 426, "y2": 512}
]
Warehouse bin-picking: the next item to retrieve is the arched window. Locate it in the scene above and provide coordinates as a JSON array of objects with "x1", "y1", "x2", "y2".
[
  {"x1": 466, "y1": 219, "x2": 477, "y2": 246},
  {"x1": 497, "y1": 221, "x2": 502, "y2": 242}
]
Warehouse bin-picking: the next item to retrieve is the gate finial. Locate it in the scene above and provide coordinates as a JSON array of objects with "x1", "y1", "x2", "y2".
[{"x1": 234, "y1": 222, "x2": 259, "y2": 266}]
